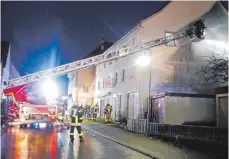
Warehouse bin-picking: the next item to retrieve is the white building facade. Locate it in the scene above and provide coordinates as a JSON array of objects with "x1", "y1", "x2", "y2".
[
  {"x1": 94, "y1": 1, "x2": 228, "y2": 121},
  {"x1": 1, "y1": 41, "x2": 21, "y2": 115}
]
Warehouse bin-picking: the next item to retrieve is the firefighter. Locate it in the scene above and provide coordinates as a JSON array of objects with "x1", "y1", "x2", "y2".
[
  {"x1": 84, "y1": 105, "x2": 88, "y2": 118},
  {"x1": 104, "y1": 104, "x2": 112, "y2": 123},
  {"x1": 87, "y1": 105, "x2": 92, "y2": 119},
  {"x1": 79, "y1": 105, "x2": 84, "y2": 119},
  {"x1": 69, "y1": 104, "x2": 84, "y2": 142},
  {"x1": 92, "y1": 103, "x2": 99, "y2": 121}
]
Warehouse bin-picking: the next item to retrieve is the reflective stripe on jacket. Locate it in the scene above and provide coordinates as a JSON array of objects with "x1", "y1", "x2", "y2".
[
  {"x1": 70, "y1": 106, "x2": 84, "y2": 125},
  {"x1": 71, "y1": 122, "x2": 82, "y2": 126},
  {"x1": 93, "y1": 106, "x2": 99, "y2": 113},
  {"x1": 105, "y1": 105, "x2": 112, "y2": 113}
]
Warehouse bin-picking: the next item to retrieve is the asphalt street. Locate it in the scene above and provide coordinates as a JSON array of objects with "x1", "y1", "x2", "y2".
[
  {"x1": 1, "y1": 126, "x2": 79, "y2": 159},
  {"x1": 1, "y1": 126, "x2": 151, "y2": 159}
]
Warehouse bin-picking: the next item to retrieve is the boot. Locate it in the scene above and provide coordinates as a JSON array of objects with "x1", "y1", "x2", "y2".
[
  {"x1": 80, "y1": 136, "x2": 84, "y2": 141},
  {"x1": 70, "y1": 138, "x2": 74, "y2": 142}
]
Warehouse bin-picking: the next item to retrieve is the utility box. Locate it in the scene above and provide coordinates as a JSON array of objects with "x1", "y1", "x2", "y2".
[{"x1": 151, "y1": 93, "x2": 216, "y2": 125}]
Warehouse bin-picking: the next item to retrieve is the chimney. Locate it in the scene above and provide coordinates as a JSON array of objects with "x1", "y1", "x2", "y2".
[{"x1": 100, "y1": 38, "x2": 105, "y2": 50}]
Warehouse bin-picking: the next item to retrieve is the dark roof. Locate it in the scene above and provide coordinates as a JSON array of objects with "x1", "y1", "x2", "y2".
[
  {"x1": 219, "y1": 1, "x2": 228, "y2": 11},
  {"x1": 215, "y1": 86, "x2": 228, "y2": 94},
  {"x1": 1, "y1": 41, "x2": 10, "y2": 68},
  {"x1": 84, "y1": 41, "x2": 113, "y2": 59}
]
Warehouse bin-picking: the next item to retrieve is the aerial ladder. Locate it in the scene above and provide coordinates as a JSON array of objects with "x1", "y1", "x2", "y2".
[
  {"x1": 3, "y1": 20, "x2": 206, "y2": 90},
  {"x1": 2, "y1": 20, "x2": 206, "y2": 127}
]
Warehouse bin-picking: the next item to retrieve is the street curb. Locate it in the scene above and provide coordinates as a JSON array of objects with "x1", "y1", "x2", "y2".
[{"x1": 82, "y1": 126, "x2": 159, "y2": 159}]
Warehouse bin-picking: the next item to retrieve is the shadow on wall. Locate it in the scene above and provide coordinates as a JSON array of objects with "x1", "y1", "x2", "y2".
[
  {"x1": 182, "y1": 121, "x2": 216, "y2": 127},
  {"x1": 152, "y1": 82, "x2": 201, "y2": 95},
  {"x1": 153, "y1": 2, "x2": 228, "y2": 95}
]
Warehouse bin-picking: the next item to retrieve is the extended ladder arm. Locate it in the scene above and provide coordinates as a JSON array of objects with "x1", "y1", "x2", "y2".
[{"x1": 5, "y1": 29, "x2": 194, "y2": 89}]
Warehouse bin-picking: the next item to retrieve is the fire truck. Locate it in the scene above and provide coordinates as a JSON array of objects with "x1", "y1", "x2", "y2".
[
  {"x1": 8, "y1": 103, "x2": 58, "y2": 128},
  {"x1": 3, "y1": 82, "x2": 70, "y2": 129},
  {"x1": 3, "y1": 20, "x2": 206, "y2": 128}
]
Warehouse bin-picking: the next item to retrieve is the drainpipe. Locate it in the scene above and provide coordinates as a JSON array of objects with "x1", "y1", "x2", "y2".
[{"x1": 146, "y1": 49, "x2": 152, "y2": 136}]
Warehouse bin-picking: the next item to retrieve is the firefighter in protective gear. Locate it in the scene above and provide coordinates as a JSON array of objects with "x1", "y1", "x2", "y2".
[
  {"x1": 84, "y1": 105, "x2": 89, "y2": 118},
  {"x1": 92, "y1": 104, "x2": 99, "y2": 121},
  {"x1": 104, "y1": 104, "x2": 112, "y2": 123},
  {"x1": 69, "y1": 105, "x2": 84, "y2": 142}
]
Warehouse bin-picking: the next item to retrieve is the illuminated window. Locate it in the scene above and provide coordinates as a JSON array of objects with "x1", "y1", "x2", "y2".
[{"x1": 83, "y1": 85, "x2": 89, "y2": 93}]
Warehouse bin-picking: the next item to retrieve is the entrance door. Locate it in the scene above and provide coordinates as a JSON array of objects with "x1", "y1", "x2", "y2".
[
  {"x1": 113, "y1": 96, "x2": 116, "y2": 118},
  {"x1": 100, "y1": 99, "x2": 105, "y2": 117},
  {"x1": 118, "y1": 94, "x2": 121, "y2": 118},
  {"x1": 127, "y1": 92, "x2": 139, "y2": 119},
  {"x1": 218, "y1": 97, "x2": 228, "y2": 128},
  {"x1": 152, "y1": 97, "x2": 165, "y2": 124}
]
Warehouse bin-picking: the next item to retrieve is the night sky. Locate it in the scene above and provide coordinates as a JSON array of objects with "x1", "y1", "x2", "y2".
[{"x1": 1, "y1": 1, "x2": 168, "y2": 96}]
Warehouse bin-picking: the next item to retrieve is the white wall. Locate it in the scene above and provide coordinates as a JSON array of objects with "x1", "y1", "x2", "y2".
[
  {"x1": 1, "y1": 47, "x2": 11, "y2": 99},
  {"x1": 95, "y1": 51, "x2": 151, "y2": 119},
  {"x1": 9, "y1": 63, "x2": 20, "y2": 79},
  {"x1": 1, "y1": 43, "x2": 21, "y2": 114},
  {"x1": 2, "y1": 51, "x2": 11, "y2": 86},
  {"x1": 150, "y1": 2, "x2": 228, "y2": 94},
  {"x1": 164, "y1": 96, "x2": 215, "y2": 125}
]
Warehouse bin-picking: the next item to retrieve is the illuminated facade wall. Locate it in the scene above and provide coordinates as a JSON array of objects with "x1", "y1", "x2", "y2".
[
  {"x1": 68, "y1": 68, "x2": 96, "y2": 107},
  {"x1": 1, "y1": 41, "x2": 20, "y2": 114},
  {"x1": 76, "y1": 68, "x2": 96, "y2": 106},
  {"x1": 95, "y1": 1, "x2": 228, "y2": 121},
  {"x1": 67, "y1": 42, "x2": 113, "y2": 107}
]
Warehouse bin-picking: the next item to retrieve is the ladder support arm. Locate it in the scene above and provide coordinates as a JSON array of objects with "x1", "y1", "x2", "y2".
[{"x1": 5, "y1": 29, "x2": 192, "y2": 89}]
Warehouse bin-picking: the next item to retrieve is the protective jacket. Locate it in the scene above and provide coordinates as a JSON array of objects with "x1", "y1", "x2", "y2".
[
  {"x1": 70, "y1": 105, "x2": 84, "y2": 126},
  {"x1": 105, "y1": 104, "x2": 112, "y2": 114},
  {"x1": 93, "y1": 104, "x2": 99, "y2": 113}
]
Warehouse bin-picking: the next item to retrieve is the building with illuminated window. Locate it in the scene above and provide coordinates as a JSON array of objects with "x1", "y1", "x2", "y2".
[
  {"x1": 94, "y1": 1, "x2": 228, "y2": 125},
  {"x1": 67, "y1": 40, "x2": 113, "y2": 109}
]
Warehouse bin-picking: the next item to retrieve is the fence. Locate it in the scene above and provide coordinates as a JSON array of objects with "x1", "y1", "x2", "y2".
[{"x1": 127, "y1": 119, "x2": 228, "y2": 143}]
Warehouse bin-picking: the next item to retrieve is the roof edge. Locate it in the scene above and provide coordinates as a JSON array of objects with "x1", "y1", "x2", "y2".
[
  {"x1": 143, "y1": 1, "x2": 217, "y2": 33},
  {"x1": 218, "y1": 1, "x2": 228, "y2": 15},
  {"x1": 103, "y1": 23, "x2": 141, "y2": 53},
  {"x1": 172, "y1": 1, "x2": 217, "y2": 33},
  {"x1": 103, "y1": 1, "x2": 217, "y2": 55},
  {"x1": 141, "y1": 1, "x2": 171, "y2": 24},
  {"x1": 104, "y1": 2, "x2": 170, "y2": 54}
]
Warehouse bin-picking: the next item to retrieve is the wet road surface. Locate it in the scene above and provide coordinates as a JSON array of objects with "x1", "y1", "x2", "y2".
[
  {"x1": 1, "y1": 126, "x2": 79, "y2": 159},
  {"x1": 79, "y1": 129, "x2": 151, "y2": 159},
  {"x1": 1, "y1": 126, "x2": 151, "y2": 159}
]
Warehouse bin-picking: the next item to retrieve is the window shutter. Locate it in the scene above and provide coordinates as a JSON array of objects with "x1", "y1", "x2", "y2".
[
  {"x1": 98, "y1": 81, "x2": 100, "y2": 90},
  {"x1": 101, "y1": 78, "x2": 104, "y2": 88},
  {"x1": 122, "y1": 69, "x2": 125, "y2": 82}
]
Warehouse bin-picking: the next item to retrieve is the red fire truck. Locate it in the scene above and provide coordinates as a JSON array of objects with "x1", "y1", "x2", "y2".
[
  {"x1": 3, "y1": 83, "x2": 70, "y2": 128},
  {"x1": 8, "y1": 103, "x2": 59, "y2": 127}
]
